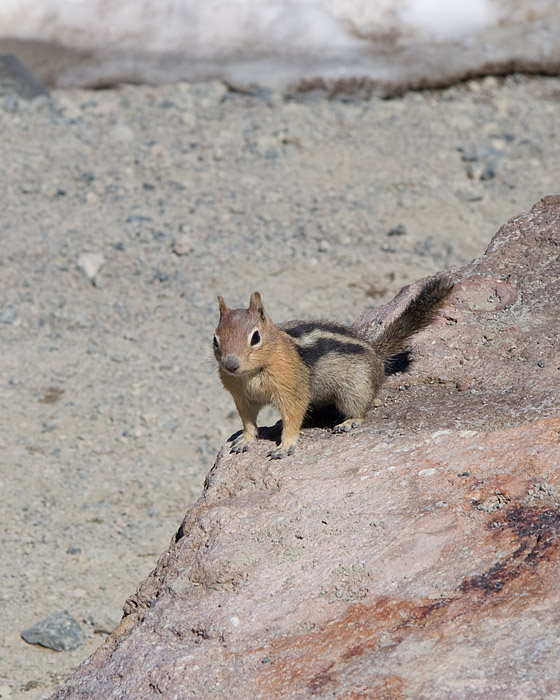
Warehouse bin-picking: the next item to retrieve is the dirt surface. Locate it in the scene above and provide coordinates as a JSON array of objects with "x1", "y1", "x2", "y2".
[{"x1": 1, "y1": 73, "x2": 559, "y2": 699}]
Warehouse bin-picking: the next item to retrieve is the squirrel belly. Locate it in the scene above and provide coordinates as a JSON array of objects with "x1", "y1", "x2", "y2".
[
  {"x1": 217, "y1": 332, "x2": 310, "y2": 458},
  {"x1": 214, "y1": 276, "x2": 453, "y2": 459}
]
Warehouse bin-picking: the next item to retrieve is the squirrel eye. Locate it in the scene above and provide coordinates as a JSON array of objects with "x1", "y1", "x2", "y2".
[
  {"x1": 213, "y1": 335, "x2": 219, "y2": 348},
  {"x1": 250, "y1": 330, "x2": 261, "y2": 346}
]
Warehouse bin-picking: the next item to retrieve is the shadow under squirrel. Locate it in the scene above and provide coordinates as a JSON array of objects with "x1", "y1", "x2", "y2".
[{"x1": 214, "y1": 276, "x2": 454, "y2": 459}]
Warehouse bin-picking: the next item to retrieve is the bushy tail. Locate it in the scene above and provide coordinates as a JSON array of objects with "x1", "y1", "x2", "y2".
[{"x1": 372, "y1": 275, "x2": 454, "y2": 363}]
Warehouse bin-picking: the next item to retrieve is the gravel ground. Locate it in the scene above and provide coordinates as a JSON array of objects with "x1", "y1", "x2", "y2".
[{"x1": 1, "y1": 73, "x2": 559, "y2": 699}]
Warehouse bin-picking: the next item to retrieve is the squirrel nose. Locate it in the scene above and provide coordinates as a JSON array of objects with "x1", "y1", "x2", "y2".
[{"x1": 223, "y1": 354, "x2": 240, "y2": 373}]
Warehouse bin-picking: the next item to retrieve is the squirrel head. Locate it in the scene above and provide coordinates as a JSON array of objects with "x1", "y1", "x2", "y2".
[{"x1": 213, "y1": 292, "x2": 276, "y2": 376}]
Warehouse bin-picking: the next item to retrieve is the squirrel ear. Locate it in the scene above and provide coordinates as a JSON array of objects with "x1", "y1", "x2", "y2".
[
  {"x1": 217, "y1": 295, "x2": 228, "y2": 316},
  {"x1": 249, "y1": 291, "x2": 262, "y2": 311},
  {"x1": 249, "y1": 292, "x2": 267, "y2": 321}
]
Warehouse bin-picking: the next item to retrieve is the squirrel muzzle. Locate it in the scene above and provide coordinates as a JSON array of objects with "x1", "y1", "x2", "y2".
[{"x1": 222, "y1": 354, "x2": 241, "y2": 374}]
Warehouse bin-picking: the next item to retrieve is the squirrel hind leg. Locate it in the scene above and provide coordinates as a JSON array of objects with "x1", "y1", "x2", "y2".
[
  {"x1": 331, "y1": 362, "x2": 382, "y2": 432},
  {"x1": 332, "y1": 392, "x2": 369, "y2": 433}
]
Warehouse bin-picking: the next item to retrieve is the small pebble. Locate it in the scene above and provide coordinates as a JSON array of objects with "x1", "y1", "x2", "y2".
[
  {"x1": 20, "y1": 182, "x2": 40, "y2": 194},
  {"x1": 110, "y1": 123, "x2": 134, "y2": 142},
  {"x1": 85, "y1": 191, "x2": 100, "y2": 206},
  {"x1": 0, "y1": 306, "x2": 17, "y2": 324},
  {"x1": 21, "y1": 612, "x2": 85, "y2": 651},
  {"x1": 455, "y1": 186, "x2": 484, "y2": 202},
  {"x1": 181, "y1": 111, "x2": 197, "y2": 129},
  {"x1": 458, "y1": 144, "x2": 479, "y2": 162},
  {"x1": 153, "y1": 269, "x2": 169, "y2": 283},
  {"x1": 172, "y1": 234, "x2": 193, "y2": 256},
  {"x1": 387, "y1": 224, "x2": 407, "y2": 237},
  {"x1": 77, "y1": 252, "x2": 105, "y2": 280},
  {"x1": 480, "y1": 159, "x2": 500, "y2": 181}
]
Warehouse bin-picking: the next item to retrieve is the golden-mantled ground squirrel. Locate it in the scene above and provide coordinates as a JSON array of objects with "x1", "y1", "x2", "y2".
[{"x1": 214, "y1": 276, "x2": 453, "y2": 459}]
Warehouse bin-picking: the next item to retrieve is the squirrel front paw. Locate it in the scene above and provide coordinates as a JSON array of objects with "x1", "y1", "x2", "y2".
[
  {"x1": 266, "y1": 445, "x2": 296, "y2": 460},
  {"x1": 231, "y1": 434, "x2": 255, "y2": 453},
  {"x1": 231, "y1": 442, "x2": 250, "y2": 453}
]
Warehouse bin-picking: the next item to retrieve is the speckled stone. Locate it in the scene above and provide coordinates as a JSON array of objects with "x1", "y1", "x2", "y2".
[{"x1": 22, "y1": 612, "x2": 84, "y2": 652}]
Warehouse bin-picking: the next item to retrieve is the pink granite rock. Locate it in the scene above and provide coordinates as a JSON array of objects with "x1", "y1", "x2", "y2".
[{"x1": 50, "y1": 196, "x2": 560, "y2": 699}]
